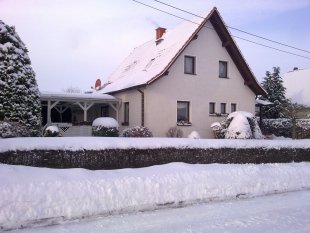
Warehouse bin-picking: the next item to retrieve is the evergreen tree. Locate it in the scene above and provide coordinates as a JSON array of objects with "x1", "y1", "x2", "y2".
[
  {"x1": 261, "y1": 67, "x2": 287, "y2": 119},
  {"x1": 0, "y1": 20, "x2": 41, "y2": 136}
]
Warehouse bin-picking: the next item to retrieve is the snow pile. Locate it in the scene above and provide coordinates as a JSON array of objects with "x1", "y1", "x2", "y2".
[
  {"x1": 0, "y1": 162, "x2": 310, "y2": 230},
  {"x1": 1, "y1": 137, "x2": 310, "y2": 152},
  {"x1": 92, "y1": 117, "x2": 119, "y2": 128},
  {"x1": 188, "y1": 131, "x2": 200, "y2": 139}
]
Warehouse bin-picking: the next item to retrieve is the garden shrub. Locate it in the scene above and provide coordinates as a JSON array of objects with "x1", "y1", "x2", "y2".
[
  {"x1": 212, "y1": 111, "x2": 263, "y2": 139},
  {"x1": 121, "y1": 126, "x2": 153, "y2": 137},
  {"x1": 166, "y1": 126, "x2": 183, "y2": 138},
  {"x1": 92, "y1": 117, "x2": 119, "y2": 137},
  {"x1": 262, "y1": 118, "x2": 310, "y2": 138},
  {"x1": 44, "y1": 126, "x2": 60, "y2": 137},
  {"x1": 0, "y1": 121, "x2": 30, "y2": 138}
]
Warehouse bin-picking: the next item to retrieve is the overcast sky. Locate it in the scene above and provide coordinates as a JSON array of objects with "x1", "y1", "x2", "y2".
[{"x1": 1, "y1": 0, "x2": 310, "y2": 92}]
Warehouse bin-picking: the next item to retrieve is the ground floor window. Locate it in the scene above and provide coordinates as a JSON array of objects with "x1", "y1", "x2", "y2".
[
  {"x1": 209, "y1": 102, "x2": 215, "y2": 114},
  {"x1": 221, "y1": 103, "x2": 226, "y2": 114},
  {"x1": 231, "y1": 103, "x2": 237, "y2": 113},
  {"x1": 123, "y1": 102, "x2": 129, "y2": 125},
  {"x1": 177, "y1": 101, "x2": 190, "y2": 123}
]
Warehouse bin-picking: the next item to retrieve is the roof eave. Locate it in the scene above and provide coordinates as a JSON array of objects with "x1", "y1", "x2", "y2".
[{"x1": 104, "y1": 84, "x2": 147, "y2": 95}]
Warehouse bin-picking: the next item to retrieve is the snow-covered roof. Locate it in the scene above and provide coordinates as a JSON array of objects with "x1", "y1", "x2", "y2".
[
  {"x1": 98, "y1": 8, "x2": 265, "y2": 96},
  {"x1": 40, "y1": 91, "x2": 117, "y2": 102},
  {"x1": 283, "y1": 68, "x2": 310, "y2": 106},
  {"x1": 98, "y1": 13, "x2": 208, "y2": 94},
  {"x1": 255, "y1": 98, "x2": 273, "y2": 106}
]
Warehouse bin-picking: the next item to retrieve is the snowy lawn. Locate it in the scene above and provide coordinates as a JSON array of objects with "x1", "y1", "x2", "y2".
[
  {"x1": 1, "y1": 137, "x2": 310, "y2": 152},
  {"x1": 1, "y1": 162, "x2": 310, "y2": 231}
]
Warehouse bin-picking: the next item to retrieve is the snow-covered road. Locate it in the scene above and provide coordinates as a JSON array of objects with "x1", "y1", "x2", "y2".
[{"x1": 12, "y1": 190, "x2": 310, "y2": 233}]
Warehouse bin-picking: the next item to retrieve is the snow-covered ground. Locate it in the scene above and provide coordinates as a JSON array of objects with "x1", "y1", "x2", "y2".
[
  {"x1": 1, "y1": 162, "x2": 310, "y2": 231},
  {"x1": 1, "y1": 137, "x2": 310, "y2": 152},
  {"x1": 11, "y1": 190, "x2": 310, "y2": 233}
]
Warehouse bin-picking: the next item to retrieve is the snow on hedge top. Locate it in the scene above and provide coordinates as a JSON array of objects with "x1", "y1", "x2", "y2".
[
  {"x1": 283, "y1": 68, "x2": 310, "y2": 106},
  {"x1": 96, "y1": 11, "x2": 211, "y2": 94},
  {"x1": 0, "y1": 137, "x2": 309, "y2": 152},
  {"x1": 92, "y1": 117, "x2": 118, "y2": 128}
]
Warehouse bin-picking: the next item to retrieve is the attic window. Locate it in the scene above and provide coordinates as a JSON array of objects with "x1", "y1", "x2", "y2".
[
  {"x1": 143, "y1": 58, "x2": 155, "y2": 71},
  {"x1": 184, "y1": 56, "x2": 196, "y2": 75},
  {"x1": 219, "y1": 61, "x2": 228, "y2": 78}
]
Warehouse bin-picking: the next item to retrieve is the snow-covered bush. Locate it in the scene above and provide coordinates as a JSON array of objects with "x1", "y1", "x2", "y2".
[
  {"x1": 121, "y1": 126, "x2": 153, "y2": 137},
  {"x1": 0, "y1": 121, "x2": 17, "y2": 138},
  {"x1": 166, "y1": 126, "x2": 183, "y2": 138},
  {"x1": 212, "y1": 111, "x2": 263, "y2": 139},
  {"x1": 262, "y1": 118, "x2": 310, "y2": 138},
  {"x1": 43, "y1": 126, "x2": 60, "y2": 137},
  {"x1": 92, "y1": 117, "x2": 119, "y2": 137},
  {"x1": 0, "y1": 20, "x2": 41, "y2": 136},
  {"x1": 188, "y1": 131, "x2": 200, "y2": 139},
  {"x1": 0, "y1": 121, "x2": 30, "y2": 138}
]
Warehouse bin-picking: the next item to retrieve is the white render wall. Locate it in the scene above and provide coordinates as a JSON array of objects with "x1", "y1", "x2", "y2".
[
  {"x1": 144, "y1": 21, "x2": 255, "y2": 138},
  {"x1": 114, "y1": 89, "x2": 143, "y2": 133}
]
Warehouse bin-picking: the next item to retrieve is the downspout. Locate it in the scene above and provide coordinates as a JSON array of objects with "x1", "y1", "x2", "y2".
[{"x1": 137, "y1": 89, "x2": 144, "y2": 127}]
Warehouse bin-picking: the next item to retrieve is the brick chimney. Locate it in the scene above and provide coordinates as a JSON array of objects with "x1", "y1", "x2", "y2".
[
  {"x1": 156, "y1": 27, "x2": 166, "y2": 40},
  {"x1": 95, "y1": 79, "x2": 101, "y2": 90}
]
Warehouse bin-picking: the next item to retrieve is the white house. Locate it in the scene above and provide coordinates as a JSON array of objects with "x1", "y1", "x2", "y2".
[
  {"x1": 41, "y1": 7, "x2": 266, "y2": 138},
  {"x1": 283, "y1": 68, "x2": 310, "y2": 107},
  {"x1": 92, "y1": 7, "x2": 265, "y2": 138}
]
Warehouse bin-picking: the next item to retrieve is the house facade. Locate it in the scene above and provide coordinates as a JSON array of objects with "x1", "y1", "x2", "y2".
[{"x1": 94, "y1": 7, "x2": 265, "y2": 138}]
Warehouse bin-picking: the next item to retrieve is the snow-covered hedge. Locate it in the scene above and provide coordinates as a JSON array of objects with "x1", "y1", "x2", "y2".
[
  {"x1": 212, "y1": 111, "x2": 263, "y2": 139},
  {"x1": 121, "y1": 126, "x2": 153, "y2": 137},
  {"x1": 1, "y1": 137, "x2": 310, "y2": 169},
  {"x1": 262, "y1": 118, "x2": 310, "y2": 138},
  {"x1": 0, "y1": 121, "x2": 30, "y2": 138},
  {"x1": 92, "y1": 117, "x2": 119, "y2": 137}
]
